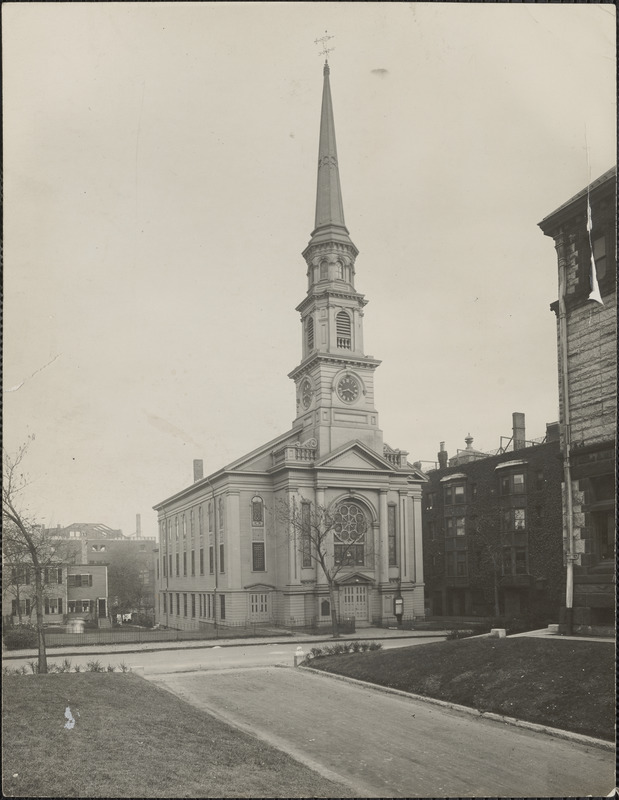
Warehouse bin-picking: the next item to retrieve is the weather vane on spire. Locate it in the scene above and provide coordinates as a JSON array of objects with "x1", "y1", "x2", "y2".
[{"x1": 314, "y1": 31, "x2": 335, "y2": 61}]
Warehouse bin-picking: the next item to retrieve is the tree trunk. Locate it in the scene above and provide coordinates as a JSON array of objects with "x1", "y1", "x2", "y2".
[
  {"x1": 33, "y1": 567, "x2": 47, "y2": 674},
  {"x1": 16, "y1": 584, "x2": 23, "y2": 625},
  {"x1": 327, "y1": 581, "x2": 340, "y2": 638},
  {"x1": 493, "y1": 573, "x2": 500, "y2": 618}
]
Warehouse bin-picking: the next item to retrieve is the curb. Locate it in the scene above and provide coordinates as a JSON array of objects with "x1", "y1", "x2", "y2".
[
  {"x1": 299, "y1": 665, "x2": 614, "y2": 753},
  {"x1": 2, "y1": 631, "x2": 447, "y2": 661}
]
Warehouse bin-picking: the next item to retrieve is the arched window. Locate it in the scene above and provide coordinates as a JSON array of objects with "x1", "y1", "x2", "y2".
[
  {"x1": 335, "y1": 260, "x2": 343, "y2": 279},
  {"x1": 336, "y1": 311, "x2": 352, "y2": 349},
  {"x1": 320, "y1": 260, "x2": 328, "y2": 280},
  {"x1": 333, "y1": 501, "x2": 367, "y2": 566},
  {"x1": 306, "y1": 316, "x2": 314, "y2": 350}
]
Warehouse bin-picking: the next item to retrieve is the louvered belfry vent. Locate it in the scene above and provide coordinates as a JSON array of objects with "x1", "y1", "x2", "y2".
[
  {"x1": 336, "y1": 311, "x2": 351, "y2": 349},
  {"x1": 306, "y1": 317, "x2": 314, "y2": 350}
]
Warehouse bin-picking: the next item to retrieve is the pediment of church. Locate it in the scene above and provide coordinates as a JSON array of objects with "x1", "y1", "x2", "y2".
[
  {"x1": 243, "y1": 582, "x2": 277, "y2": 592},
  {"x1": 315, "y1": 440, "x2": 396, "y2": 472},
  {"x1": 334, "y1": 571, "x2": 376, "y2": 586}
]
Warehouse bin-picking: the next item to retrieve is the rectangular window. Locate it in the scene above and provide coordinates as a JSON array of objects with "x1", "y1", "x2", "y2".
[
  {"x1": 446, "y1": 517, "x2": 465, "y2": 537},
  {"x1": 445, "y1": 484, "x2": 465, "y2": 504},
  {"x1": 456, "y1": 551, "x2": 467, "y2": 576},
  {"x1": 169, "y1": 553, "x2": 173, "y2": 577},
  {"x1": 535, "y1": 470, "x2": 544, "y2": 491},
  {"x1": 500, "y1": 473, "x2": 526, "y2": 495},
  {"x1": 176, "y1": 553, "x2": 180, "y2": 577},
  {"x1": 191, "y1": 593, "x2": 196, "y2": 618},
  {"x1": 219, "y1": 543, "x2": 225, "y2": 573},
  {"x1": 163, "y1": 557, "x2": 167, "y2": 578},
  {"x1": 156, "y1": 559, "x2": 160, "y2": 580},
  {"x1": 163, "y1": 594, "x2": 167, "y2": 613},
  {"x1": 334, "y1": 544, "x2": 364, "y2": 566},
  {"x1": 515, "y1": 549, "x2": 527, "y2": 574},
  {"x1": 207, "y1": 593, "x2": 211, "y2": 618},
  {"x1": 191, "y1": 550, "x2": 195, "y2": 577},
  {"x1": 198, "y1": 506, "x2": 204, "y2": 536},
  {"x1": 175, "y1": 517, "x2": 179, "y2": 540},
  {"x1": 514, "y1": 509, "x2": 526, "y2": 530},
  {"x1": 208, "y1": 502, "x2": 213, "y2": 532},
  {"x1": 220, "y1": 595, "x2": 226, "y2": 620},
  {"x1": 183, "y1": 552, "x2": 187, "y2": 577},
  {"x1": 301, "y1": 502, "x2": 312, "y2": 567},
  {"x1": 199, "y1": 548, "x2": 204, "y2": 575},
  {"x1": 44, "y1": 567, "x2": 62, "y2": 585},
  {"x1": 592, "y1": 234, "x2": 607, "y2": 280},
  {"x1": 67, "y1": 574, "x2": 93, "y2": 588},
  {"x1": 388, "y1": 505, "x2": 397, "y2": 566},
  {"x1": 190, "y1": 510, "x2": 195, "y2": 538},
  {"x1": 183, "y1": 593, "x2": 187, "y2": 617},
  {"x1": 252, "y1": 542, "x2": 266, "y2": 571},
  {"x1": 209, "y1": 546, "x2": 214, "y2": 574},
  {"x1": 176, "y1": 593, "x2": 180, "y2": 615},
  {"x1": 425, "y1": 492, "x2": 436, "y2": 510}
]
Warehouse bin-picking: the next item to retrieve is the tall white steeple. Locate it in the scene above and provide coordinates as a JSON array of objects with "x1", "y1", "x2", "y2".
[{"x1": 289, "y1": 62, "x2": 382, "y2": 457}]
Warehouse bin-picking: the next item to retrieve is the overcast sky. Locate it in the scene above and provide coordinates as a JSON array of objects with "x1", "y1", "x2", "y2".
[{"x1": 3, "y1": 2, "x2": 615, "y2": 536}]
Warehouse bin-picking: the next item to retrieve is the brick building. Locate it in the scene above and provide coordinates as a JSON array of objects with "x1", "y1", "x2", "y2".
[
  {"x1": 538, "y1": 166, "x2": 616, "y2": 635},
  {"x1": 422, "y1": 415, "x2": 564, "y2": 620}
]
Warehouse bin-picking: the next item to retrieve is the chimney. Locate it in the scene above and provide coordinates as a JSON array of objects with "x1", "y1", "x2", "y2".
[
  {"x1": 512, "y1": 412, "x2": 526, "y2": 451},
  {"x1": 136, "y1": 513, "x2": 141, "y2": 539},
  {"x1": 193, "y1": 459, "x2": 204, "y2": 482},
  {"x1": 437, "y1": 442, "x2": 448, "y2": 469}
]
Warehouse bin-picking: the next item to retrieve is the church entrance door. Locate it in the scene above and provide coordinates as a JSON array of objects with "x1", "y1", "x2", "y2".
[{"x1": 341, "y1": 585, "x2": 368, "y2": 621}]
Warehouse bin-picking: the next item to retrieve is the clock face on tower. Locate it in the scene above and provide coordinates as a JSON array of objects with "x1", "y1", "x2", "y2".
[
  {"x1": 336, "y1": 374, "x2": 360, "y2": 403},
  {"x1": 301, "y1": 379, "x2": 313, "y2": 409}
]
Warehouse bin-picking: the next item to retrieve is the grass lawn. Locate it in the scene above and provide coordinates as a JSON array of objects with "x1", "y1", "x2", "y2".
[
  {"x1": 2, "y1": 673, "x2": 357, "y2": 798},
  {"x1": 307, "y1": 637, "x2": 615, "y2": 741}
]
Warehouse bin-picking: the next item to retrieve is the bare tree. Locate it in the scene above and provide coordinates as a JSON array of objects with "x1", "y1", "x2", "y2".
[
  {"x1": 277, "y1": 499, "x2": 372, "y2": 638},
  {"x1": 468, "y1": 508, "x2": 503, "y2": 617},
  {"x1": 2, "y1": 438, "x2": 72, "y2": 673}
]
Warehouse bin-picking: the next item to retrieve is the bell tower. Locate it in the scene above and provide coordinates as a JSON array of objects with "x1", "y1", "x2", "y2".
[{"x1": 289, "y1": 62, "x2": 383, "y2": 457}]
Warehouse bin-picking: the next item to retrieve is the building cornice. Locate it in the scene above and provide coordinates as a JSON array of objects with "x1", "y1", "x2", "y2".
[{"x1": 288, "y1": 352, "x2": 381, "y2": 381}]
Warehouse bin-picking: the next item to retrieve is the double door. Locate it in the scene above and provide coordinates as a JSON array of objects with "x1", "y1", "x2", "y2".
[{"x1": 341, "y1": 585, "x2": 368, "y2": 620}]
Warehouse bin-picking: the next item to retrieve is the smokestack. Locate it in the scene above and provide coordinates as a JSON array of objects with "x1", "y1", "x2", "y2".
[
  {"x1": 193, "y1": 459, "x2": 204, "y2": 482},
  {"x1": 437, "y1": 442, "x2": 448, "y2": 469},
  {"x1": 512, "y1": 412, "x2": 526, "y2": 451},
  {"x1": 136, "y1": 513, "x2": 141, "y2": 539}
]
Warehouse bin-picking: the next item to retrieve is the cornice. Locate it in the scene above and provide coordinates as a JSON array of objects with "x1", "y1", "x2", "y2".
[
  {"x1": 288, "y1": 352, "x2": 382, "y2": 381},
  {"x1": 296, "y1": 288, "x2": 368, "y2": 314}
]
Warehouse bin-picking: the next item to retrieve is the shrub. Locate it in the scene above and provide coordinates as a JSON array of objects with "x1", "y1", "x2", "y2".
[
  {"x1": 351, "y1": 641, "x2": 361, "y2": 653},
  {"x1": 3, "y1": 626, "x2": 38, "y2": 650},
  {"x1": 309, "y1": 647, "x2": 324, "y2": 659},
  {"x1": 118, "y1": 662, "x2": 130, "y2": 673},
  {"x1": 27, "y1": 660, "x2": 39, "y2": 674},
  {"x1": 446, "y1": 629, "x2": 477, "y2": 640},
  {"x1": 73, "y1": 664, "x2": 82, "y2": 672},
  {"x1": 59, "y1": 658, "x2": 73, "y2": 673},
  {"x1": 367, "y1": 641, "x2": 382, "y2": 651},
  {"x1": 86, "y1": 660, "x2": 104, "y2": 673},
  {"x1": 106, "y1": 664, "x2": 115, "y2": 672}
]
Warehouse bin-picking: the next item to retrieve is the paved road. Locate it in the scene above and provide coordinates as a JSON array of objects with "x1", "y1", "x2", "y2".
[
  {"x1": 147, "y1": 666, "x2": 615, "y2": 799},
  {"x1": 4, "y1": 637, "x2": 441, "y2": 674}
]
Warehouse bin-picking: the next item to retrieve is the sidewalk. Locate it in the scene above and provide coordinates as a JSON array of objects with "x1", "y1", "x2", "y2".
[
  {"x1": 2, "y1": 626, "x2": 448, "y2": 660},
  {"x1": 509, "y1": 627, "x2": 615, "y2": 643}
]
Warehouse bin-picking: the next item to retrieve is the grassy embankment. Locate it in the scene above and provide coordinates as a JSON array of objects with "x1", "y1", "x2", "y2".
[
  {"x1": 2, "y1": 673, "x2": 357, "y2": 798},
  {"x1": 307, "y1": 637, "x2": 615, "y2": 741}
]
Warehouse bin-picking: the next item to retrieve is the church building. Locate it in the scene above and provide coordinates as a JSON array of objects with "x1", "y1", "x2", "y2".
[{"x1": 153, "y1": 63, "x2": 426, "y2": 630}]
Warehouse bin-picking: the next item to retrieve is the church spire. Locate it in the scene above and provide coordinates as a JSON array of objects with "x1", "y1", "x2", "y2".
[{"x1": 307, "y1": 62, "x2": 356, "y2": 250}]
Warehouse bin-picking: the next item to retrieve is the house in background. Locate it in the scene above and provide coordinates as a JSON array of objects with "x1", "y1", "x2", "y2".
[
  {"x1": 538, "y1": 166, "x2": 616, "y2": 635},
  {"x1": 3, "y1": 561, "x2": 108, "y2": 627},
  {"x1": 47, "y1": 518, "x2": 157, "y2": 620},
  {"x1": 421, "y1": 414, "x2": 564, "y2": 620}
]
